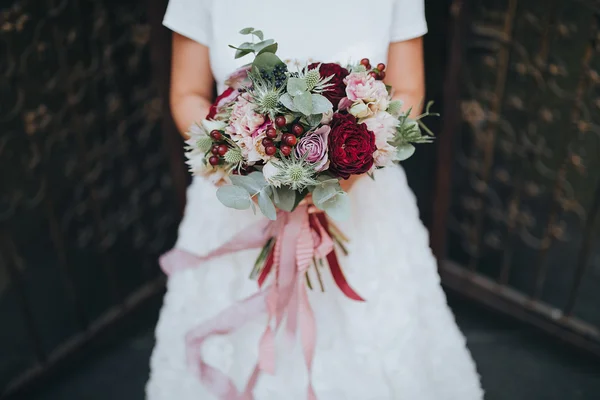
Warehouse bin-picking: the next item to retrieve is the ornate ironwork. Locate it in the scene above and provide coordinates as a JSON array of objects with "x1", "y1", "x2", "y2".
[
  {"x1": 436, "y1": 0, "x2": 600, "y2": 355},
  {"x1": 0, "y1": 0, "x2": 184, "y2": 396}
]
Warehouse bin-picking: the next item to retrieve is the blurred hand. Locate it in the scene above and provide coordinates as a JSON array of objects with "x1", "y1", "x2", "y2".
[{"x1": 339, "y1": 174, "x2": 363, "y2": 193}]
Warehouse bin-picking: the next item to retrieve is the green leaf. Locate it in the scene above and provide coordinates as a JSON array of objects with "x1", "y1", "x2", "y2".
[
  {"x1": 321, "y1": 192, "x2": 351, "y2": 221},
  {"x1": 306, "y1": 113, "x2": 322, "y2": 127},
  {"x1": 239, "y1": 27, "x2": 255, "y2": 34},
  {"x1": 252, "y1": 52, "x2": 285, "y2": 74},
  {"x1": 257, "y1": 43, "x2": 278, "y2": 55},
  {"x1": 272, "y1": 186, "x2": 296, "y2": 212},
  {"x1": 312, "y1": 182, "x2": 341, "y2": 208},
  {"x1": 252, "y1": 39, "x2": 275, "y2": 53},
  {"x1": 395, "y1": 144, "x2": 416, "y2": 161},
  {"x1": 258, "y1": 188, "x2": 277, "y2": 220},
  {"x1": 217, "y1": 186, "x2": 252, "y2": 210},
  {"x1": 248, "y1": 171, "x2": 268, "y2": 189},
  {"x1": 311, "y1": 94, "x2": 333, "y2": 114},
  {"x1": 252, "y1": 30, "x2": 264, "y2": 40},
  {"x1": 294, "y1": 91, "x2": 313, "y2": 115},
  {"x1": 287, "y1": 78, "x2": 308, "y2": 96},
  {"x1": 279, "y1": 93, "x2": 298, "y2": 112},
  {"x1": 235, "y1": 48, "x2": 254, "y2": 59},
  {"x1": 230, "y1": 172, "x2": 267, "y2": 194}
]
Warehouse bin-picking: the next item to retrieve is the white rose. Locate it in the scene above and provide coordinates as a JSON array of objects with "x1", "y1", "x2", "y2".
[{"x1": 262, "y1": 161, "x2": 282, "y2": 187}]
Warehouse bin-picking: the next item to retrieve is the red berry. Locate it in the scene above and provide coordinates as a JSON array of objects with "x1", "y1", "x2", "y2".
[
  {"x1": 211, "y1": 144, "x2": 220, "y2": 155},
  {"x1": 209, "y1": 155, "x2": 220, "y2": 166},
  {"x1": 280, "y1": 145, "x2": 292, "y2": 156},
  {"x1": 360, "y1": 58, "x2": 370, "y2": 67},
  {"x1": 266, "y1": 127, "x2": 278, "y2": 139},
  {"x1": 377, "y1": 63, "x2": 386, "y2": 72},
  {"x1": 292, "y1": 124, "x2": 304, "y2": 136},
  {"x1": 217, "y1": 144, "x2": 228, "y2": 156},
  {"x1": 265, "y1": 146, "x2": 277, "y2": 156},
  {"x1": 379, "y1": 71, "x2": 386, "y2": 80},
  {"x1": 275, "y1": 116, "x2": 287, "y2": 128},
  {"x1": 283, "y1": 133, "x2": 297, "y2": 146},
  {"x1": 210, "y1": 130, "x2": 222, "y2": 141},
  {"x1": 262, "y1": 137, "x2": 274, "y2": 147},
  {"x1": 369, "y1": 71, "x2": 378, "y2": 80}
]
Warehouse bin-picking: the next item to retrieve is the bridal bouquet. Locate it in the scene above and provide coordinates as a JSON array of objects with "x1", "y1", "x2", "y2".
[
  {"x1": 185, "y1": 27, "x2": 435, "y2": 222},
  {"x1": 164, "y1": 27, "x2": 435, "y2": 399}
]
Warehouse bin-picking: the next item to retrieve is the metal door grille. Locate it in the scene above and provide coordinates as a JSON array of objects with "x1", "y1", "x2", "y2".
[{"x1": 433, "y1": 0, "x2": 600, "y2": 356}]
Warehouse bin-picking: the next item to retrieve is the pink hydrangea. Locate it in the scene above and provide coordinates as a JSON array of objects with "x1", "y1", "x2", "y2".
[
  {"x1": 344, "y1": 71, "x2": 390, "y2": 119},
  {"x1": 226, "y1": 93, "x2": 265, "y2": 138}
]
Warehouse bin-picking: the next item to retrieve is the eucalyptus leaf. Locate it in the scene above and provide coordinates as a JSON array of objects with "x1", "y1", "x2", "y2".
[
  {"x1": 279, "y1": 93, "x2": 298, "y2": 112},
  {"x1": 395, "y1": 144, "x2": 416, "y2": 161},
  {"x1": 294, "y1": 91, "x2": 313, "y2": 115},
  {"x1": 252, "y1": 39, "x2": 275, "y2": 53},
  {"x1": 216, "y1": 186, "x2": 252, "y2": 210},
  {"x1": 230, "y1": 173, "x2": 266, "y2": 194},
  {"x1": 272, "y1": 186, "x2": 296, "y2": 212},
  {"x1": 312, "y1": 182, "x2": 340, "y2": 208},
  {"x1": 248, "y1": 171, "x2": 268, "y2": 189},
  {"x1": 252, "y1": 30, "x2": 264, "y2": 40},
  {"x1": 235, "y1": 48, "x2": 254, "y2": 59},
  {"x1": 287, "y1": 78, "x2": 308, "y2": 96},
  {"x1": 258, "y1": 188, "x2": 277, "y2": 220},
  {"x1": 311, "y1": 94, "x2": 333, "y2": 114},
  {"x1": 321, "y1": 192, "x2": 351, "y2": 221},
  {"x1": 257, "y1": 43, "x2": 278, "y2": 55},
  {"x1": 239, "y1": 27, "x2": 254, "y2": 34},
  {"x1": 252, "y1": 52, "x2": 285, "y2": 74},
  {"x1": 306, "y1": 113, "x2": 322, "y2": 127}
]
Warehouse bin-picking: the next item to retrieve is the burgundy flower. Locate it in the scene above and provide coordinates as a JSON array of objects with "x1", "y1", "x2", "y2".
[
  {"x1": 308, "y1": 62, "x2": 349, "y2": 109},
  {"x1": 207, "y1": 87, "x2": 239, "y2": 120},
  {"x1": 327, "y1": 113, "x2": 376, "y2": 179}
]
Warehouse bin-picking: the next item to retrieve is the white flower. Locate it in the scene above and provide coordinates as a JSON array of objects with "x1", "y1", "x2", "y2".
[
  {"x1": 372, "y1": 143, "x2": 397, "y2": 167},
  {"x1": 262, "y1": 160, "x2": 282, "y2": 187},
  {"x1": 363, "y1": 111, "x2": 399, "y2": 149},
  {"x1": 349, "y1": 102, "x2": 370, "y2": 119},
  {"x1": 320, "y1": 110, "x2": 334, "y2": 125},
  {"x1": 201, "y1": 119, "x2": 227, "y2": 133}
]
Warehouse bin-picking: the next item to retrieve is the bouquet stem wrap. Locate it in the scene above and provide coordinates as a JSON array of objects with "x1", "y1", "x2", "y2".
[{"x1": 159, "y1": 204, "x2": 364, "y2": 400}]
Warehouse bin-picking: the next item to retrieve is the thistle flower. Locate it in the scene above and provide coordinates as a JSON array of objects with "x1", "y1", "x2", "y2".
[
  {"x1": 249, "y1": 70, "x2": 286, "y2": 117},
  {"x1": 295, "y1": 64, "x2": 334, "y2": 94},
  {"x1": 268, "y1": 153, "x2": 320, "y2": 191}
]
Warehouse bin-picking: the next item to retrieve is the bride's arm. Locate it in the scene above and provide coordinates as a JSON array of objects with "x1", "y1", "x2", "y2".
[
  {"x1": 341, "y1": 37, "x2": 425, "y2": 192},
  {"x1": 386, "y1": 37, "x2": 426, "y2": 117},
  {"x1": 170, "y1": 33, "x2": 215, "y2": 138}
]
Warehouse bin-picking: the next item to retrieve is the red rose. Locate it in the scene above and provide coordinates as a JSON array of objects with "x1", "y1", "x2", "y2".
[
  {"x1": 327, "y1": 113, "x2": 377, "y2": 179},
  {"x1": 308, "y1": 62, "x2": 349, "y2": 108},
  {"x1": 207, "y1": 87, "x2": 237, "y2": 120}
]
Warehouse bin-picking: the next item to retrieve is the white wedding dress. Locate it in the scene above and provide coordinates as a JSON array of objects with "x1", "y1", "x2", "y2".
[{"x1": 146, "y1": 0, "x2": 484, "y2": 399}]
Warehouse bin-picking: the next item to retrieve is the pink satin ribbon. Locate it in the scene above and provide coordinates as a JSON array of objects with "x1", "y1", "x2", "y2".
[{"x1": 159, "y1": 204, "x2": 364, "y2": 399}]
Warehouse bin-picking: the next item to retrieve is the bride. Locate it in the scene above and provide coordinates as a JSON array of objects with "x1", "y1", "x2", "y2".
[{"x1": 146, "y1": 0, "x2": 484, "y2": 399}]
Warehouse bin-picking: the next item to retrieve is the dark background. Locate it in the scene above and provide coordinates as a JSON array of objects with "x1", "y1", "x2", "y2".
[{"x1": 1, "y1": 0, "x2": 600, "y2": 399}]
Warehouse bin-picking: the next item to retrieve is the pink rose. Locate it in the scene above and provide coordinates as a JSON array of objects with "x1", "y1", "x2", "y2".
[
  {"x1": 344, "y1": 71, "x2": 390, "y2": 118},
  {"x1": 295, "y1": 125, "x2": 330, "y2": 171},
  {"x1": 225, "y1": 65, "x2": 252, "y2": 90},
  {"x1": 226, "y1": 93, "x2": 265, "y2": 138},
  {"x1": 363, "y1": 111, "x2": 399, "y2": 149}
]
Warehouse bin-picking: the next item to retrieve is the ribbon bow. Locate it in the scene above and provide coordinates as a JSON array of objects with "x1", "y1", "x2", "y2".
[{"x1": 160, "y1": 204, "x2": 364, "y2": 400}]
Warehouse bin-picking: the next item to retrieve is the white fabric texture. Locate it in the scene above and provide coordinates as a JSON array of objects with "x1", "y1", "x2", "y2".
[{"x1": 149, "y1": 1, "x2": 483, "y2": 399}]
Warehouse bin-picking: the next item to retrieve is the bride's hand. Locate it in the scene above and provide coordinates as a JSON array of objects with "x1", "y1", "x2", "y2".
[{"x1": 339, "y1": 174, "x2": 363, "y2": 193}]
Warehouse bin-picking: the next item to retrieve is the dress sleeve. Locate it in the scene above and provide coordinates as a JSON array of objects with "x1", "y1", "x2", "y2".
[
  {"x1": 163, "y1": 0, "x2": 212, "y2": 46},
  {"x1": 390, "y1": 0, "x2": 428, "y2": 43}
]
